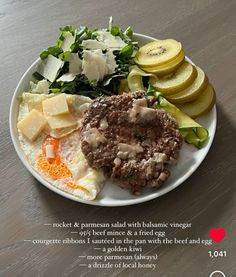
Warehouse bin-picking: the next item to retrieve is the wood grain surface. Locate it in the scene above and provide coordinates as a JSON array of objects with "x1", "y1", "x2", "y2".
[{"x1": 0, "y1": 0, "x2": 236, "y2": 276}]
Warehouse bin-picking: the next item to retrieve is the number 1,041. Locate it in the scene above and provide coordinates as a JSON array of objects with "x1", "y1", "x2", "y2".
[{"x1": 208, "y1": 251, "x2": 227, "y2": 258}]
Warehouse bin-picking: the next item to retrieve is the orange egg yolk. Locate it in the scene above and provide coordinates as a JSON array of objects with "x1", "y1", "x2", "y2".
[{"x1": 36, "y1": 135, "x2": 89, "y2": 192}]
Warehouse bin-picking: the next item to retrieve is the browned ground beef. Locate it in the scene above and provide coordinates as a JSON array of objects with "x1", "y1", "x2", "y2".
[{"x1": 80, "y1": 92, "x2": 183, "y2": 195}]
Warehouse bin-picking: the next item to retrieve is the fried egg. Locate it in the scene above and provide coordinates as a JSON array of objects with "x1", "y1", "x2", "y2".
[{"x1": 18, "y1": 93, "x2": 105, "y2": 200}]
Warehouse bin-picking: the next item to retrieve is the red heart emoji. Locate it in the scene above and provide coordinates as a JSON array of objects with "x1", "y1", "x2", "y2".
[{"x1": 209, "y1": 228, "x2": 226, "y2": 243}]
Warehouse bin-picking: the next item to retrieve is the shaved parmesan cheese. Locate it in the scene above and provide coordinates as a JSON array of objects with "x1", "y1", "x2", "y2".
[
  {"x1": 61, "y1": 32, "x2": 75, "y2": 51},
  {"x1": 17, "y1": 109, "x2": 47, "y2": 141},
  {"x1": 42, "y1": 94, "x2": 69, "y2": 116},
  {"x1": 82, "y1": 50, "x2": 108, "y2": 82},
  {"x1": 82, "y1": 49, "x2": 117, "y2": 82},
  {"x1": 106, "y1": 50, "x2": 117, "y2": 73},
  {"x1": 46, "y1": 113, "x2": 76, "y2": 129},
  {"x1": 82, "y1": 39, "x2": 107, "y2": 50},
  {"x1": 81, "y1": 32, "x2": 126, "y2": 51},
  {"x1": 69, "y1": 54, "x2": 82, "y2": 74},
  {"x1": 37, "y1": 55, "x2": 64, "y2": 82},
  {"x1": 57, "y1": 54, "x2": 82, "y2": 82},
  {"x1": 57, "y1": 73, "x2": 76, "y2": 82},
  {"x1": 19, "y1": 93, "x2": 91, "y2": 139},
  {"x1": 96, "y1": 31, "x2": 127, "y2": 49}
]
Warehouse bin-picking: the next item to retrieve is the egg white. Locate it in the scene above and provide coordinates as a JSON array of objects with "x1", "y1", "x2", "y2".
[{"x1": 17, "y1": 93, "x2": 105, "y2": 200}]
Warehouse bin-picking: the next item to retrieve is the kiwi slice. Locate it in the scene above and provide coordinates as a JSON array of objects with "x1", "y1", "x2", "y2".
[
  {"x1": 140, "y1": 50, "x2": 185, "y2": 76},
  {"x1": 135, "y1": 39, "x2": 182, "y2": 67},
  {"x1": 166, "y1": 66, "x2": 208, "y2": 104},
  {"x1": 150, "y1": 61, "x2": 197, "y2": 95},
  {"x1": 177, "y1": 84, "x2": 216, "y2": 118}
]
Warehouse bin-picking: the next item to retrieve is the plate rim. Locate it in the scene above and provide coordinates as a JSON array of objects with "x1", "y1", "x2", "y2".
[{"x1": 9, "y1": 33, "x2": 217, "y2": 206}]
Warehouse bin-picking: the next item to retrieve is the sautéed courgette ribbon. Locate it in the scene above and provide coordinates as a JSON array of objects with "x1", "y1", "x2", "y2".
[
  {"x1": 147, "y1": 86, "x2": 209, "y2": 148},
  {"x1": 127, "y1": 66, "x2": 209, "y2": 148}
]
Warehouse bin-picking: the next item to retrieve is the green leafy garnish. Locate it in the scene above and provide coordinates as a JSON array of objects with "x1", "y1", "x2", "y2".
[
  {"x1": 59, "y1": 25, "x2": 76, "y2": 35},
  {"x1": 108, "y1": 16, "x2": 135, "y2": 44},
  {"x1": 58, "y1": 51, "x2": 71, "y2": 61},
  {"x1": 118, "y1": 44, "x2": 134, "y2": 60},
  {"x1": 40, "y1": 46, "x2": 63, "y2": 60}
]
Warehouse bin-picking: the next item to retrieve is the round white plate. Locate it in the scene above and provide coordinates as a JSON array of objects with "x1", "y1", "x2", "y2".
[{"x1": 9, "y1": 33, "x2": 217, "y2": 206}]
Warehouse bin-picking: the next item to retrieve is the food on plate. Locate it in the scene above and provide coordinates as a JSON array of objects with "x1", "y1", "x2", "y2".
[
  {"x1": 147, "y1": 88, "x2": 209, "y2": 148},
  {"x1": 80, "y1": 92, "x2": 182, "y2": 195},
  {"x1": 149, "y1": 61, "x2": 197, "y2": 94},
  {"x1": 15, "y1": 18, "x2": 216, "y2": 201},
  {"x1": 139, "y1": 50, "x2": 185, "y2": 76},
  {"x1": 135, "y1": 39, "x2": 185, "y2": 77},
  {"x1": 166, "y1": 66, "x2": 208, "y2": 104},
  {"x1": 30, "y1": 79, "x2": 49, "y2": 94},
  {"x1": 17, "y1": 93, "x2": 105, "y2": 200},
  {"x1": 36, "y1": 17, "x2": 138, "y2": 97},
  {"x1": 19, "y1": 92, "x2": 93, "y2": 138},
  {"x1": 17, "y1": 109, "x2": 47, "y2": 141},
  {"x1": 176, "y1": 84, "x2": 216, "y2": 118},
  {"x1": 133, "y1": 38, "x2": 216, "y2": 119},
  {"x1": 134, "y1": 39, "x2": 182, "y2": 67},
  {"x1": 42, "y1": 93, "x2": 69, "y2": 116},
  {"x1": 127, "y1": 65, "x2": 157, "y2": 92}
]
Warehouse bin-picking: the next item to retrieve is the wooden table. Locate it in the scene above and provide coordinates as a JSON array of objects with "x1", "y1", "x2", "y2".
[{"x1": 1, "y1": 0, "x2": 235, "y2": 276}]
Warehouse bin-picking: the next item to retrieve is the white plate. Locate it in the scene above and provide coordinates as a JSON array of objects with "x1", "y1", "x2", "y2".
[{"x1": 9, "y1": 33, "x2": 217, "y2": 206}]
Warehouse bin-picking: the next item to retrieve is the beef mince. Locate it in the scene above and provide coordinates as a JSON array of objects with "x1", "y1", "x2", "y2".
[{"x1": 80, "y1": 91, "x2": 183, "y2": 195}]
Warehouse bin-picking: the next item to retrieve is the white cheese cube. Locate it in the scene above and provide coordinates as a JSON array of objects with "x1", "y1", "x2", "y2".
[
  {"x1": 46, "y1": 113, "x2": 76, "y2": 129},
  {"x1": 17, "y1": 109, "x2": 47, "y2": 141},
  {"x1": 42, "y1": 94, "x2": 69, "y2": 116}
]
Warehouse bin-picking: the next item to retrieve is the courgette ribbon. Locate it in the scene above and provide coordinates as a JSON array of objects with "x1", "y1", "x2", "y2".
[
  {"x1": 127, "y1": 67, "x2": 209, "y2": 148},
  {"x1": 127, "y1": 65, "x2": 157, "y2": 92},
  {"x1": 147, "y1": 86, "x2": 209, "y2": 148}
]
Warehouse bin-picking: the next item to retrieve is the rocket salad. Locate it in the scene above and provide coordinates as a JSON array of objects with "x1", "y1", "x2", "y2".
[
  {"x1": 29, "y1": 18, "x2": 212, "y2": 149},
  {"x1": 33, "y1": 17, "x2": 138, "y2": 97}
]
